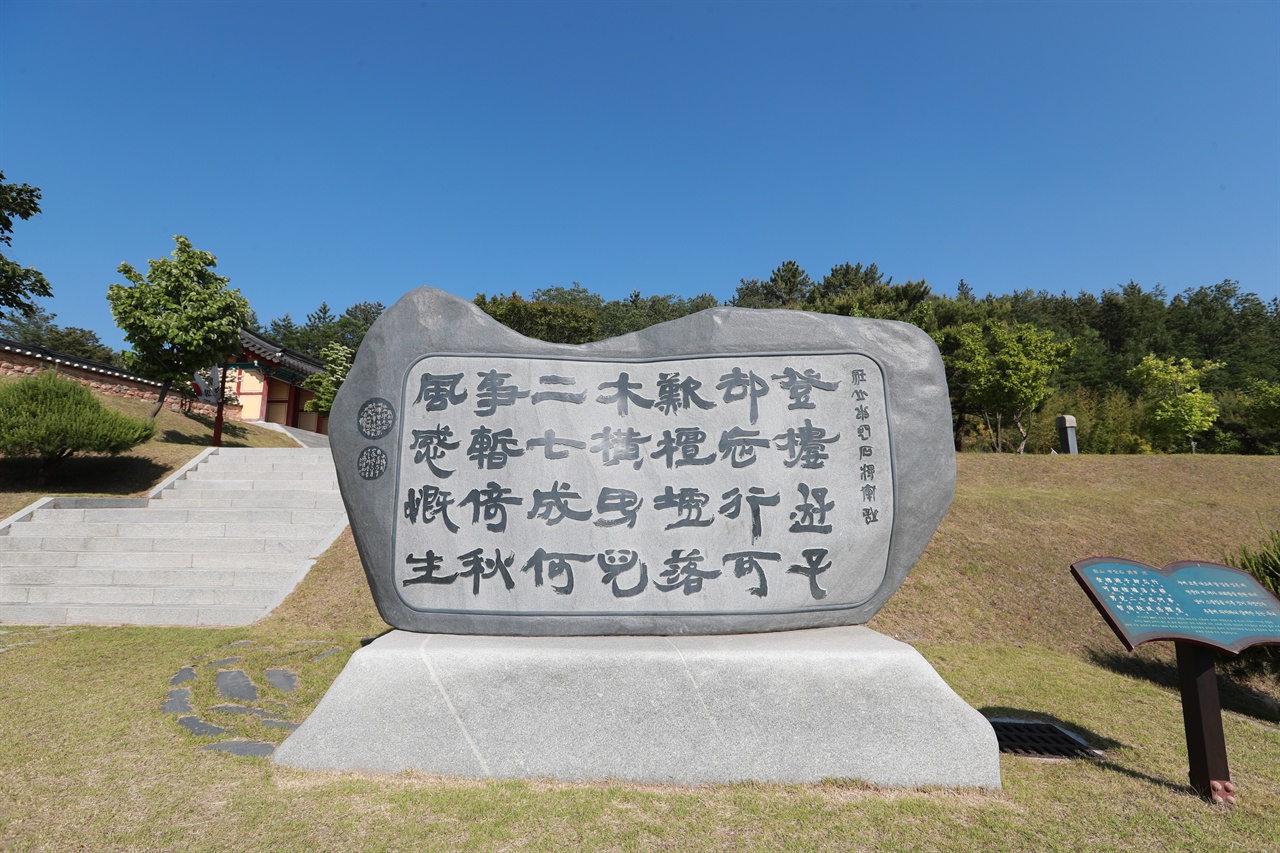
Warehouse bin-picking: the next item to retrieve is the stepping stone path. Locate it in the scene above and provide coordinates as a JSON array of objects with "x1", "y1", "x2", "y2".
[{"x1": 162, "y1": 638, "x2": 351, "y2": 758}]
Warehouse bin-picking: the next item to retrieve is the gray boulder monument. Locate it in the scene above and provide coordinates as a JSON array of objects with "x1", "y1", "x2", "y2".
[{"x1": 273, "y1": 287, "x2": 1000, "y2": 788}]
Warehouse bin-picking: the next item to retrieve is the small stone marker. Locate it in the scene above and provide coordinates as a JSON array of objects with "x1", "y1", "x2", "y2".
[{"x1": 1072, "y1": 557, "x2": 1280, "y2": 804}]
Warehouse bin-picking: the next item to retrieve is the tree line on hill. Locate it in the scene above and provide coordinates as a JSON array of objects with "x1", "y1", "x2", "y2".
[
  {"x1": 3, "y1": 169, "x2": 1275, "y2": 454},
  {"x1": 472, "y1": 263, "x2": 1280, "y2": 455}
]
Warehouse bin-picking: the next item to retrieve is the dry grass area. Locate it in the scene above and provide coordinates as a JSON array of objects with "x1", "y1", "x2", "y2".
[
  {"x1": 1, "y1": 454, "x2": 1279, "y2": 851},
  {"x1": 0, "y1": 379, "x2": 299, "y2": 520}
]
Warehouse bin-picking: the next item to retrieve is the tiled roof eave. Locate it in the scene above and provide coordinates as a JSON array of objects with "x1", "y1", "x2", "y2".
[{"x1": 0, "y1": 338, "x2": 164, "y2": 387}]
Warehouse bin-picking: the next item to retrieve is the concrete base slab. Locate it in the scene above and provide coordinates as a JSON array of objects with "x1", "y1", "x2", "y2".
[{"x1": 273, "y1": 626, "x2": 1000, "y2": 788}]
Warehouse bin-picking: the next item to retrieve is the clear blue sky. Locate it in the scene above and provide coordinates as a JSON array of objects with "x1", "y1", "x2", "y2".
[{"x1": 2, "y1": 0, "x2": 1277, "y2": 350}]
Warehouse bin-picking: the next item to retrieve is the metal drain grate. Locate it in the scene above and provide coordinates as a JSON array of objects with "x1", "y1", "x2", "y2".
[{"x1": 990, "y1": 720, "x2": 1101, "y2": 759}]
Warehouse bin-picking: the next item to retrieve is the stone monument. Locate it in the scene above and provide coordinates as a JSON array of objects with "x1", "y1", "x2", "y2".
[{"x1": 273, "y1": 287, "x2": 1000, "y2": 788}]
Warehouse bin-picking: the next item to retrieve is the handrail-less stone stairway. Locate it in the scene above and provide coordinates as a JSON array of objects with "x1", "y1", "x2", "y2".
[{"x1": 0, "y1": 447, "x2": 348, "y2": 626}]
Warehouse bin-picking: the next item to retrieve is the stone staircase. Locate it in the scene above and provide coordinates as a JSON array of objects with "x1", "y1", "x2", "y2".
[{"x1": 0, "y1": 447, "x2": 347, "y2": 627}]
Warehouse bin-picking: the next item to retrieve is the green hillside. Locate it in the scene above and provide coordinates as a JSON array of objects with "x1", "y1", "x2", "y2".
[{"x1": 1, "y1": 455, "x2": 1277, "y2": 851}]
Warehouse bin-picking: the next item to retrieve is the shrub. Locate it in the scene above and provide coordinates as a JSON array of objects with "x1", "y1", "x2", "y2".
[
  {"x1": 0, "y1": 372, "x2": 155, "y2": 482},
  {"x1": 1220, "y1": 529, "x2": 1280, "y2": 683}
]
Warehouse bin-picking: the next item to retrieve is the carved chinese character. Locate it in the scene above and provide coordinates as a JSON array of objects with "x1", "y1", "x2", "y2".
[
  {"x1": 413, "y1": 373, "x2": 468, "y2": 411},
  {"x1": 774, "y1": 418, "x2": 841, "y2": 469},
  {"x1": 402, "y1": 550, "x2": 457, "y2": 586},
  {"x1": 653, "y1": 486, "x2": 713, "y2": 530},
  {"x1": 716, "y1": 368, "x2": 769, "y2": 424},
  {"x1": 531, "y1": 375, "x2": 587, "y2": 405},
  {"x1": 527, "y1": 481, "x2": 593, "y2": 525},
  {"x1": 474, "y1": 370, "x2": 529, "y2": 417},
  {"x1": 457, "y1": 547, "x2": 516, "y2": 595},
  {"x1": 719, "y1": 486, "x2": 780, "y2": 543},
  {"x1": 655, "y1": 549, "x2": 720, "y2": 595},
  {"x1": 789, "y1": 483, "x2": 834, "y2": 534},
  {"x1": 654, "y1": 372, "x2": 715, "y2": 415},
  {"x1": 594, "y1": 487, "x2": 643, "y2": 528},
  {"x1": 650, "y1": 427, "x2": 714, "y2": 469},
  {"x1": 771, "y1": 367, "x2": 840, "y2": 410},
  {"x1": 459, "y1": 482, "x2": 523, "y2": 532},
  {"x1": 408, "y1": 425, "x2": 459, "y2": 478},
  {"x1": 596, "y1": 372, "x2": 654, "y2": 415},
  {"x1": 596, "y1": 549, "x2": 648, "y2": 598},
  {"x1": 467, "y1": 425, "x2": 525, "y2": 470},
  {"x1": 525, "y1": 428, "x2": 587, "y2": 460},
  {"x1": 590, "y1": 426, "x2": 651, "y2": 470},
  {"x1": 717, "y1": 426, "x2": 768, "y2": 468},
  {"x1": 521, "y1": 549, "x2": 593, "y2": 596},
  {"x1": 723, "y1": 551, "x2": 780, "y2": 598},
  {"x1": 788, "y1": 548, "x2": 831, "y2": 599},
  {"x1": 402, "y1": 486, "x2": 460, "y2": 533}
]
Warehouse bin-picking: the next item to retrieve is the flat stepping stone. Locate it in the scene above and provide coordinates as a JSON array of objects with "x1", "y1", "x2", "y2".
[
  {"x1": 262, "y1": 719, "x2": 299, "y2": 731},
  {"x1": 226, "y1": 640, "x2": 254, "y2": 648},
  {"x1": 311, "y1": 647, "x2": 339, "y2": 661},
  {"x1": 178, "y1": 716, "x2": 230, "y2": 737},
  {"x1": 163, "y1": 689, "x2": 192, "y2": 714},
  {"x1": 265, "y1": 669, "x2": 297, "y2": 692},
  {"x1": 210, "y1": 704, "x2": 273, "y2": 718},
  {"x1": 209, "y1": 657, "x2": 241, "y2": 668},
  {"x1": 201, "y1": 741, "x2": 275, "y2": 758},
  {"x1": 215, "y1": 670, "x2": 258, "y2": 702},
  {"x1": 170, "y1": 667, "x2": 196, "y2": 686}
]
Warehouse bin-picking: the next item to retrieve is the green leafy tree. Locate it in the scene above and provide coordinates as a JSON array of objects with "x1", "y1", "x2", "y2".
[
  {"x1": 1128, "y1": 355, "x2": 1221, "y2": 453},
  {"x1": 0, "y1": 305, "x2": 120, "y2": 364},
  {"x1": 474, "y1": 291, "x2": 599, "y2": 343},
  {"x1": 302, "y1": 342, "x2": 354, "y2": 418},
  {"x1": 108, "y1": 236, "x2": 251, "y2": 420},
  {"x1": 0, "y1": 171, "x2": 52, "y2": 315},
  {"x1": 0, "y1": 371, "x2": 154, "y2": 484},
  {"x1": 729, "y1": 261, "x2": 814, "y2": 308},
  {"x1": 949, "y1": 320, "x2": 1070, "y2": 453}
]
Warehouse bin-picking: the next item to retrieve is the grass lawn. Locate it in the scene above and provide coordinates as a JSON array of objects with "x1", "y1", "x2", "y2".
[
  {"x1": 0, "y1": 379, "x2": 300, "y2": 520},
  {"x1": 1, "y1": 455, "x2": 1278, "y2": 851}
]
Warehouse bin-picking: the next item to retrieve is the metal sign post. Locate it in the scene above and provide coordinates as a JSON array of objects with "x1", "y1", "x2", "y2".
[{"x1": 1072, "y1": 557, "x2": 1280, "y2": 805}]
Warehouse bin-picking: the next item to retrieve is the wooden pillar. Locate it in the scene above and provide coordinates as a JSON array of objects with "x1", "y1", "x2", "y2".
[{"x1": 1175, "y1": 641, "x2": 1235, "y2": 804}]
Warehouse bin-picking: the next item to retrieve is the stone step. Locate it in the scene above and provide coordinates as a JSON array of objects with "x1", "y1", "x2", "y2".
[
  {"x1": 0, "y1": 550, "x2": 315, "y2": 570},
  {"x1": 213, "y1": 449, "x2": 331, "y2": 459},
  {"x1": 0, "y1": 536, "x2": 323, "y2": 554},
  {"x1": 0, "y1": 564, "x2": 306, "y2": 587},
  {"x1": 4, "y1": 584, "x2": 285, "y2": 608},
  {"x1": 167, "y1": 479, "x2": 339, "y2": 492},
  {"x1": 29, "y1": 508, "x2": 346, "y2": 526},
  {"x1": 6, "y1": 521, "x2": 337, "y2": 540},
  {"x1": 0, "y1": 442, "x2": 344, "y2": 627},
  {"x1": 0, "y1": 603, "x2": 269, "y2": 627},
  {"x1": 155, "y1": 493, "x2": 346, "y2": 509},
  {"x1": 190, "y1": 468, "x2": 337, "y2": 480}
]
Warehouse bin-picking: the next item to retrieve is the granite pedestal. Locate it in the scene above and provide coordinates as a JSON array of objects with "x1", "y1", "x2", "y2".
[{"x1": 274, "y1": 626, "x2": 1000, "y2": 788}]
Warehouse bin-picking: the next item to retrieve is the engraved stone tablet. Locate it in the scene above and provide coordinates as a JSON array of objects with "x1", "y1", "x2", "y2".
[{"x1": 330, "y1": 287, "x2": 955, "y2": 635}]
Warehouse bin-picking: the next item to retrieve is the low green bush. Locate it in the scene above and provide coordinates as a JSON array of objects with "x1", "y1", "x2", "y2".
[
  {"x1": 1222, "y1": 528, "x2": 1280, "y2": 682},
  {"x1": 0, "y1": 371, "x2": 155, "y2": 482}
]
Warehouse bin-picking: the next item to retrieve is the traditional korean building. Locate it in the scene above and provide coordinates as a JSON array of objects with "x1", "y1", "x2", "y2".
[{"x1": 231, "y1": 329, "x2": 328, "y2": 434}]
